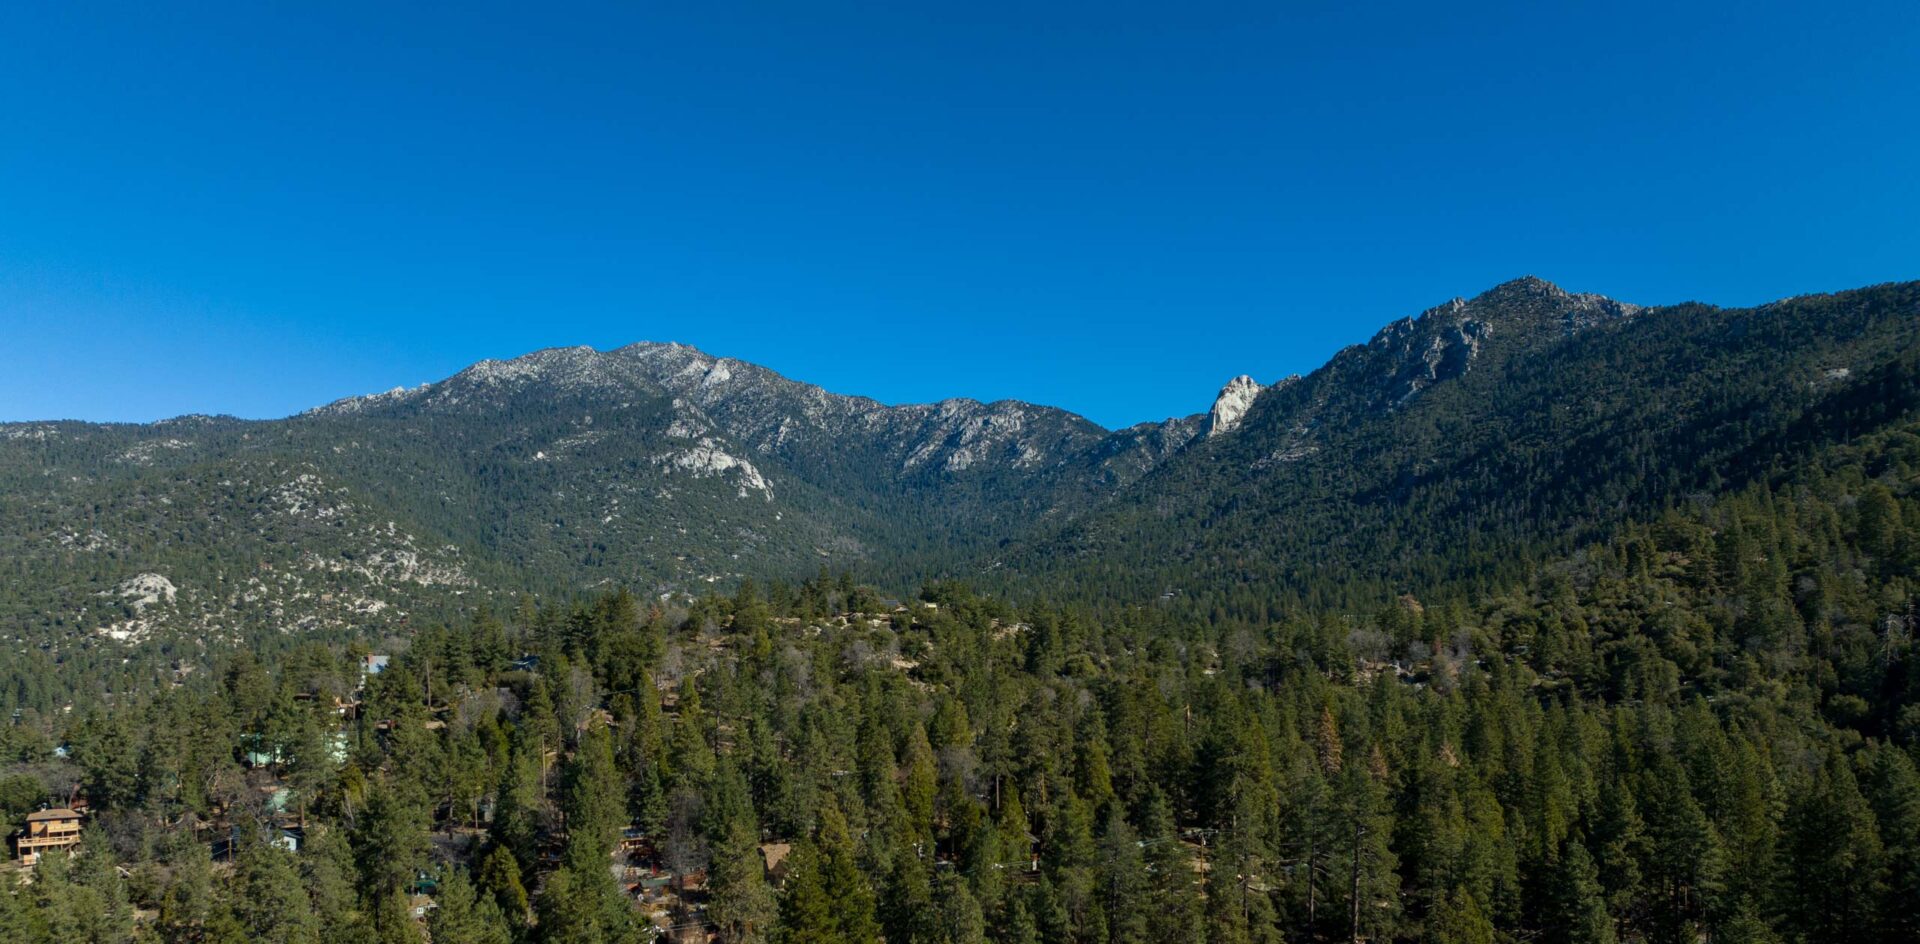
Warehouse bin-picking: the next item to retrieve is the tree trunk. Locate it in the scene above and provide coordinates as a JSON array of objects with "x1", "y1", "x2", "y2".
[
  {"x1": 1349, "y1": 821, "x2": 1363, "y2": 944},
  {"x1": 1306, "y1": 830, "x2": 1318, "y2": 935}
]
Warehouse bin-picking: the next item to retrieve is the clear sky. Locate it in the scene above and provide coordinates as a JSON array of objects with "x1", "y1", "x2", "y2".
[{"x1": 3, "y1": 2, "x2": 1916, "y2": 429}]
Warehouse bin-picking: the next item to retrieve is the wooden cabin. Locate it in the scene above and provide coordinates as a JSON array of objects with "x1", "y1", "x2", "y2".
[{"x1": 15, "y1": 808, "x2": 82, "y2": 866}]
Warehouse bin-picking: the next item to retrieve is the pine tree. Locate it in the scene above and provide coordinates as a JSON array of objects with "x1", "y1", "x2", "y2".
[
  {"x1": 351, "y1": 781, "x2": 430, "y2": 900},
  {"x1": 1638, "y1": 762, "x2": 1724, "y2": 943},
  {"x1": 232, "y1": 840, "x2": 321, "y2": 944},
  {"x1": 709, "y1": 819, "x2": 777, "y2": 944},
  {"x1": 477, "y1": 845, "x2": 531, "y2": 926},
  {"x1": 1542, "y1": 841, "x2": 1615, "y2": 944},
  {"x1": 560, "y1": 723, "x2": 625, "y2": 864},
  {"x1": 368, "y1": 890, "x2": 422, "y2": 944},
  {"x1": 1777, "y1": 757, "x2": 1886, "y2": 943},
  {"x1": 936, "y1": 873, "x2": 987, "y2": 944},
  {"x1": 1860, "y1": 746, "x2": 1920, "y2": 944},
  {"x1": 1041, "y1": 787, "x2": 1101, "y2": 938},
  {"x1": 493, "y1": 733, "x2": 546, "y2": 871},
  {"x1": 1095, "y1": 803, "x2": 1149, "y2": 943},
  {"x1": 1424, "y1": 887, "x2": 1496, "y2": 944},
  {"x1": 902, "y1": 723, "x2": 939, "y2": 842},
  {"x1": 535, "y1": 860, "x2": 638, "y2": 944},
  {"x1": 881, "y1": 853, "x2": 937, "y2": 944},
  {"x1": 1337, "y1": 757, "x2": 1398, "y2": 944},
  {"x1": 775, "y1": 803, "x2": 883, "y2": 944},
  {"x1": 158, "y1": 834, "x2": 221, "y2": 942},
  {"x1": 424, "y1": 868, "x2": 512, "y2": 944},
  {"x1": 1140, "y1": 789, "x2": 1204, "y2": 943},
  {"x1": 302, "y1": 825, "x2": 370, "y2": 944},
  {"x1": 773, "y1": 840, "x2": 836, "y2": 944}
]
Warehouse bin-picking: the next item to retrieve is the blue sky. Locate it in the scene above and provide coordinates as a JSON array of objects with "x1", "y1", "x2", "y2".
[{"x1": 3, "y1": 2, "x2": 1916, "y2": 428}]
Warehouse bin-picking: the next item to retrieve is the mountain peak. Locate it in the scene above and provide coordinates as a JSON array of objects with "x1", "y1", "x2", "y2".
[
  {"x1": 1437, "y1": 276, "x2": 1641, "y2": 337},
  {"x1": 1206, "y1": 375, "x2": 1264, "y2": 437},
  {"x1": 1482, "y1": 274, "x2": 1564, "y2": 297}
]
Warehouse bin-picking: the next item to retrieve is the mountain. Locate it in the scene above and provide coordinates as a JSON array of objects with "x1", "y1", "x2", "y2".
[
  {"x1": 0, "y1": 340, "x2": 1211, "y2": 659},
  {"x1": 1001, "y1": 276, "x2": 1920, "y2": 611},
  {"x1": 2, "y1": 276, "x2": 1916, "y2": 663},
  {"x1": 6, "y1": 276, "x2": 1915, "y2": 944}
]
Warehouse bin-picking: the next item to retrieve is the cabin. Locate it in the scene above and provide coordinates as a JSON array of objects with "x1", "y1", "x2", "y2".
[
  {"x1": 759, "y1": 842, "x2": 793, "y2": 883},
  {"x1": 619, "y1": 825, "x2": 649, "y2": 854},
  {"x1": 14, "y1": 808, "x2": 83, "y2": 866},
  {"x1": 216, "y1": 824, "x2": 304, "y2": 860},
  {"x1": 271, "y1": 826, "x2": 303, "y2": 853},
  {"x1": 363, "y1": 654, "x2": 391, "y2": 676}
]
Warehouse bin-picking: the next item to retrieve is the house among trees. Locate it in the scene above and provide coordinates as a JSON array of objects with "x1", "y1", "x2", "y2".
[
  {"x1": 12, "y1": 808, "x2": 82, "y2": 866},
  {"x1": 758, "y1": 841, "x2": 792, "y2": 883}
]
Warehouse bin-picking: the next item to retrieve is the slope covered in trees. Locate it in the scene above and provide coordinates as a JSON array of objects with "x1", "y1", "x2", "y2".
[
  {"x1": 3, "y1": 397, "x2": 1918, "y2": 943},
  {"x1": 2, "y1": 278, "x2": 1916, "y2": 674},
  {"x1": 1000, "y1": 279, "x2": 1920, "y2": 615}
]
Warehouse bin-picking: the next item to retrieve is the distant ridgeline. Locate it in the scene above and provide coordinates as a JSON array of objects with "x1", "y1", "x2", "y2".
[
  {"x1": 0, "y1": 277, "x2": 1917, "y2": 944},
  {"x1": 0, "y1": 277, "x2": 1915, "y2": 691}
]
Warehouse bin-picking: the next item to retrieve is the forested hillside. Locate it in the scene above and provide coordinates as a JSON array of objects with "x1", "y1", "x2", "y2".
[
  {"x1": 1001, "y1": 279, "x2": 1920, "y2": 614},
  {"x1": 6, "y1": 279, "x2": 1916, "y2": 681},
  {"x1": 2, "y1": 393, "x2": 1917, "y2": 943},
  {"x1": 2, "y1": 276, "x2": 1918, "y2": 943},
  {"x1": 0, "y1": 341, "x2": 1200, "y2": 680}
]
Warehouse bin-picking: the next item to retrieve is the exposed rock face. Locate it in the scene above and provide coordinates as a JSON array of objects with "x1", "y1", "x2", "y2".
[
  {"x1": 110, "y1": 573, "x2": 177, "y2": 611},
  {"x1": 617, "y1": 341, "x2": 1114, "y2": 479},
  {"x1": 309, "y1": 340, "x2": 1171, "y2": 491},
  {"x1": 1206, "y1": 375, "x2": 1264, "y2": 437},
  {"x1": 653, "y1": 439, "x2": 775, "y2": 500}
]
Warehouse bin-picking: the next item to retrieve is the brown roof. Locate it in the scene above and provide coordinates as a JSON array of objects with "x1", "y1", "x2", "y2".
[
  {"x1": 27, "y1": 809, "x2": 80, "y2": 822},
  {"x1": 760, "y1": 842, "x2": 792, "y2": 873}
]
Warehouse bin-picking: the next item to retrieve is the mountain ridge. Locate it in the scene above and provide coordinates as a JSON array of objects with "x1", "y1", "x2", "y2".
[
  {"x1": 4, "y1": 275, "x2": 1915, "y2": 653},
  {"x1": 298, "y1": 275, "x2": 1621, "y2": 430}
]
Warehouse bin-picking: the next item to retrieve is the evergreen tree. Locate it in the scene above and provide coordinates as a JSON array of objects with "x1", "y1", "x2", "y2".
[
  {"x1": 788, "y1": 802, "x2": 882, "y2": 944},
  {"x1": 1424, "y1": 887, "x2": 1496, "y2": 944},
  {"x1": 352, "y1": 782, "x2": 430, "y2": 901},
  {"x1": 425, "y1": 868, "x2": 513, "y2": 944},
  {"x1": 709, "y1": 819, "x2": 778, "y2": 944},
  {"x1": 493, "y1": 732, "x2": 547, "y2": 872},
  {"x1": 477, "y1": 845, "x2": 531, "y2": 927},
  {"x1": 561, "y1": 723, "x2": 625, "y2": 864},
  {"x1": 1542, "y1": 841, "x2": 1616, "y2": 944},
  {"x1": 232, "y1": 840, "x2": 321, "y2": 944},
  {"x1": 1777, "y1": 757, "x2": 1886, "y2": 943}
]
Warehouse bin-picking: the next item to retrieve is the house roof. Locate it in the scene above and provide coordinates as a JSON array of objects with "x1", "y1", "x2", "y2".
[
  {"x1": 760, "y1": 842, "x2": 792, "y2": 872},
  {"x1": 27, "y1": 808, "x2": 80, "y2": 822}
]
